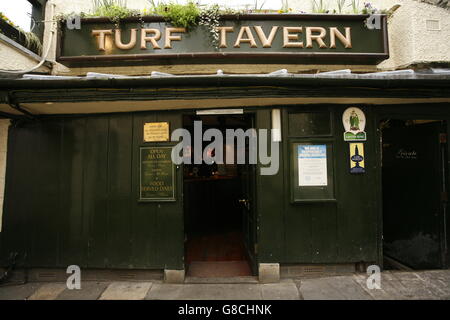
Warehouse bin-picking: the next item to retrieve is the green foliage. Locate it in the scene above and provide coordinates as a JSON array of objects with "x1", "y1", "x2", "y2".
[
  {"x1": 154, "y1": 2, "x2": 201, "y2": 29},
  {"x1": 89, "y1": 0, "x2": 140, "y2": 25},
  {"x1": 199, "y1": 4, "x2": 221, "y2": 49},
  {"x1": 23, "y1": 31, "x2": 42, "y2": 55},
  {"x1": 0, "y1": 12, "x2": 42, "y2": 54}
]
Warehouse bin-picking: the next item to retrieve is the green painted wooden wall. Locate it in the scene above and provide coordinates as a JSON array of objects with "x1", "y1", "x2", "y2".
[
  {"x1": 0, "y1": 105, "x2": 399, "y2": 269},
  {"x1": 0, "y1": 111, "x2": 184, "y2": 270},
  {"x1": 256, "y1": 105, "x2": 380, "y2": 265}
]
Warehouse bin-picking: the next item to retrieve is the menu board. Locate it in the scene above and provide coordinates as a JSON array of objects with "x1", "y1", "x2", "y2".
[{"x1": 140, "y1": 146, "x2": 175, "y2": 201}]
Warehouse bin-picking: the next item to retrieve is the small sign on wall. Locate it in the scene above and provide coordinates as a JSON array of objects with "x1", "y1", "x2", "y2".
[
  {"x1": 342, "y1": 107, "x2": 367, "y2": 141},
  {"x1": 298, "y1": 145, "x2": 328, "y2": 186},
  {"x1": 144, "y1": 122, "x2": 170, "y2": 142},
  {"x1": 349, "y1": 143, "x2": 365, "y2": 174},
  {"x1": 140, "y1": 146, "x2": 175, "y2": 201}
]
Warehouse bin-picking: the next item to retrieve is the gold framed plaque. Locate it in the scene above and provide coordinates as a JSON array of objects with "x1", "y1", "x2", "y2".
[{"x1": 144, "y1": 122, "x2": 170, "y2": 142}]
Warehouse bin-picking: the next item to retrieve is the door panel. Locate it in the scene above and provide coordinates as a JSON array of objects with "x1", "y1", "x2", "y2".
[
  {"x1": 239, "y1": 115, "x2": 258, "y2": 273},
  {"x1": 382, "y1": 120, "x2": 447, "y2": 269}
]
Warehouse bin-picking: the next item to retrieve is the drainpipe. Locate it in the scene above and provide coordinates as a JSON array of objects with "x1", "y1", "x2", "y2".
[{"x1": 6, "y1": 95, "x2": 36, "y2": 120}]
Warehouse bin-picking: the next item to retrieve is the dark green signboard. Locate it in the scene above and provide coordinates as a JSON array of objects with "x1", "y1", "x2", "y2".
[
  {"x1": 57, "y1": 14, "x2": 388, "y2": 66},
  {"x1": 140, "y1": 146, "x2": 175, "y2": 201}
]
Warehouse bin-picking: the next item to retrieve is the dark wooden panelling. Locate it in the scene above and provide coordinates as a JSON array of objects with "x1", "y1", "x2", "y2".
[
  {"x1": 256, "y1": 109, "x2": 285, "y2": 263},
  {"x1": 0, "y1": 124, "x2": 38, "y2": 266},
  {"x1": 107, "y1": 115, "x2": 133, "y2": 268},
  {"x1": 59, "y1": 118, "x2": 88, "y2": 267},
  {"x1": 0, "y1": 105, "x2": 394, "y2": 269},
  {"x1": 334, "y1": 105, "x2": 378, "y2": 262},
  {"x1": 84, "y1": 117, "x2": 109, "y2": 268},
  {"x1": 131, "y1": 113, "x2": 157, "y2": 268},
  {"x1": 29, "y1": 121, "x2": 61, "y2": 266}
]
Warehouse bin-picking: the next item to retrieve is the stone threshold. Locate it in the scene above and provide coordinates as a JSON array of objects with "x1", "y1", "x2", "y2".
[{"x1": 185, "y1": 276, "x2": 259, "y2": 284}]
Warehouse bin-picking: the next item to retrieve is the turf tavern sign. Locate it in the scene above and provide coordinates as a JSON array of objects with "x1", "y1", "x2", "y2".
[{"x1": 57, "y1": 15, "x2": 388, "y2": 66}]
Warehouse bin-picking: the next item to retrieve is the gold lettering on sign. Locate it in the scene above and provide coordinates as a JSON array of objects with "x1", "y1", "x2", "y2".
[
  {"x1": 144, "y1": 122, "x2": 170, "y2": 142},
  {"x1": 329, "y1": 27, "x2": 352, "y2": 49},
  {"x1": 141, "y1": 28, "x2": 161, "y2": 49},
  {"x1": 254, "y1": 26, "x2": 279, "y2": 48},
  {"x1": 114, "y1": 29, "x2": 137, "y2": 50},
  {"x1": 216, "y1": 26, "x2": 234, "y2": 48},
  {"x1": 234, "y1": 26, "x2": 257, "y2": 48},
  {"x1": 92, "y1": 29, "x2": 113, "y2": 51},
  {"x1": 164, "y1": 28, "x2": 186, "y2": 49},
  {"x1": 283, "y1": 27, "x2": 303, "y2": 48},
  {"x1": 306, "y1": 27, "x2": 327, "y2": 48},
  {"x1": 90, "y1": 25, "x2": 355, "y2": 52}
]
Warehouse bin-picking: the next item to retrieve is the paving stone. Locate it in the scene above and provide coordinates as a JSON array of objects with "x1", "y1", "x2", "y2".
[
  {"x1": 261, "y1": 280, "x2": 300, "y2": 300},
  {"x1": 258, "y1": 263, "x2": 280, "y2": 284},
  {"x1": 352, "y1": 273, "x2": 405, "y2": 300},
  {"x1": 99, "y1": 281, "x2": 152, "y2": 300},
  {"x1": 27, "y1": 283, "x2": 67, "y2": 300},
  {"x1": 146, "y1": 283, "x2": 184, "y2": 300},
  {"x1": 56, "y1": 281, "x2": 110, "y2": 300},
  {"x1": 0, "y1": 282, "x2": 43, "y2": 300},
  {"x1": 173, "y1": 284, "x2": 262, "y2": 300},
  {"x1": 390, "y1": 272, "x2": 441, "y2": 300},
  {"x1": 322, "y1": 275, "x2": 373, "y2": 300},
  {"x1": 416, "y1": 271, "x2": 450, "y2": 299},
  {"x1": 297, "y1": 277, "x2": 347, "y2": 300}
]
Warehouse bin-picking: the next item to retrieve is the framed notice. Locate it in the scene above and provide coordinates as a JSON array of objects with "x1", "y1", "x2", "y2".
[
  {"x1": 144, "y1": 122, "x2": 170, "y2": 142},
  {"x1": 140, "y1": 146, "x2": 175, "y2": 201},
  {"x1": 298, "y1": 145, "x2": 328, "y2": 186},
  {"x1": 291, "y1": 142, "x2": 335, "y2": 203}
]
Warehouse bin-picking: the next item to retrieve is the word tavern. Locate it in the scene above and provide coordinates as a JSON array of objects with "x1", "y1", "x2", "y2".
[{"x1": 92, "y1": 25, "x2": 352, "y2": 51}]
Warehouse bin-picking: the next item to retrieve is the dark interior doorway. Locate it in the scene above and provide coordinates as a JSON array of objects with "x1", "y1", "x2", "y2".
[
  {"x1": 381, "y1": 119, "x2": 448, "y2": 270},
  {"x1": 183, "y1": 113, "x2": 255, "y2": 278}
]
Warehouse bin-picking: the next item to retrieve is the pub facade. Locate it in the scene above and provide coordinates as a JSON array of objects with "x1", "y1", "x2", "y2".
[{"x1": 0, "y1": 0, "x2": 449, "y2": 282}]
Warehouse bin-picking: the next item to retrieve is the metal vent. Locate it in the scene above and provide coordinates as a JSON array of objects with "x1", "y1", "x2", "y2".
[
  {"x1": 303, "y1": 266, "x2": 325, "y2": 274},
  {"x1": 37, "y1": 272, "x2": 57, "y2": 280},
  {"x1": 118, "y1": 273, "x2": 136, "y2": 280}
]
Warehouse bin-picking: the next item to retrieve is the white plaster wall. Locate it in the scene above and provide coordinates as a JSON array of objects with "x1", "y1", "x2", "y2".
[
  {"x1": 288, "y1": 0, "x2": 450, "y2": 69},
  {"x1": 0, "y1": 40, "x2": 49, "y2": 72},
  {"x1": 0, "y1": 120, "x2": 9, "y2": 232},
  {"x1": 43, "y1": 0, "x2": 450, "y2": 71}
]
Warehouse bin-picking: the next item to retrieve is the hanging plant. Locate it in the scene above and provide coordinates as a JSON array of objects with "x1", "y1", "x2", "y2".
[
  {"x1": 154, "y1": 1, "x2": 200, "y2": 30},
  {"x1": 199, "y1": 4, "x2": 221, "y2": 50}
]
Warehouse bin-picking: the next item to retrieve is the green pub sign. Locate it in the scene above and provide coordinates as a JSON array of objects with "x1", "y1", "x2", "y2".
[
  {"x1": 57, "y1": 15, "x2": 388, "y2": 66},
  {"x1": 140, "y1": 146, "x2": 175, "y2": 201}
]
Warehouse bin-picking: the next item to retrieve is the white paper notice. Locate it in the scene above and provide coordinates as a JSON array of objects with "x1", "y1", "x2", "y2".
[{"x1": 298, "y1": 145, "x2": 328, "y2": 186}]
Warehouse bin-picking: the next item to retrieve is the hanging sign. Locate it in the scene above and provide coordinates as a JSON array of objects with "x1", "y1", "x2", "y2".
[
  {"x1": 298, "y1": 145, "x2": 328, "y2": 186},
  {"x1": 342, "y1": 107, "x2": 367, "y2": 141},
  {"x1": 349, "y1": 143, "x2": 365, "y2": 174},
  {"x1": 140, "y1": 146, "x2": 175, "y2": 201},
  {"x1": 144, "y1": 122, "x2": 170, "y2": 142}
]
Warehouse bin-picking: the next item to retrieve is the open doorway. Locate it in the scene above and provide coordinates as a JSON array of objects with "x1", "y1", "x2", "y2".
[
  {"x1": 381, "y1": 119, "x2": 448, "y2": 270},
  {"x1": 183, "y1": 113, "x2": 256, "y2": 278}
]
